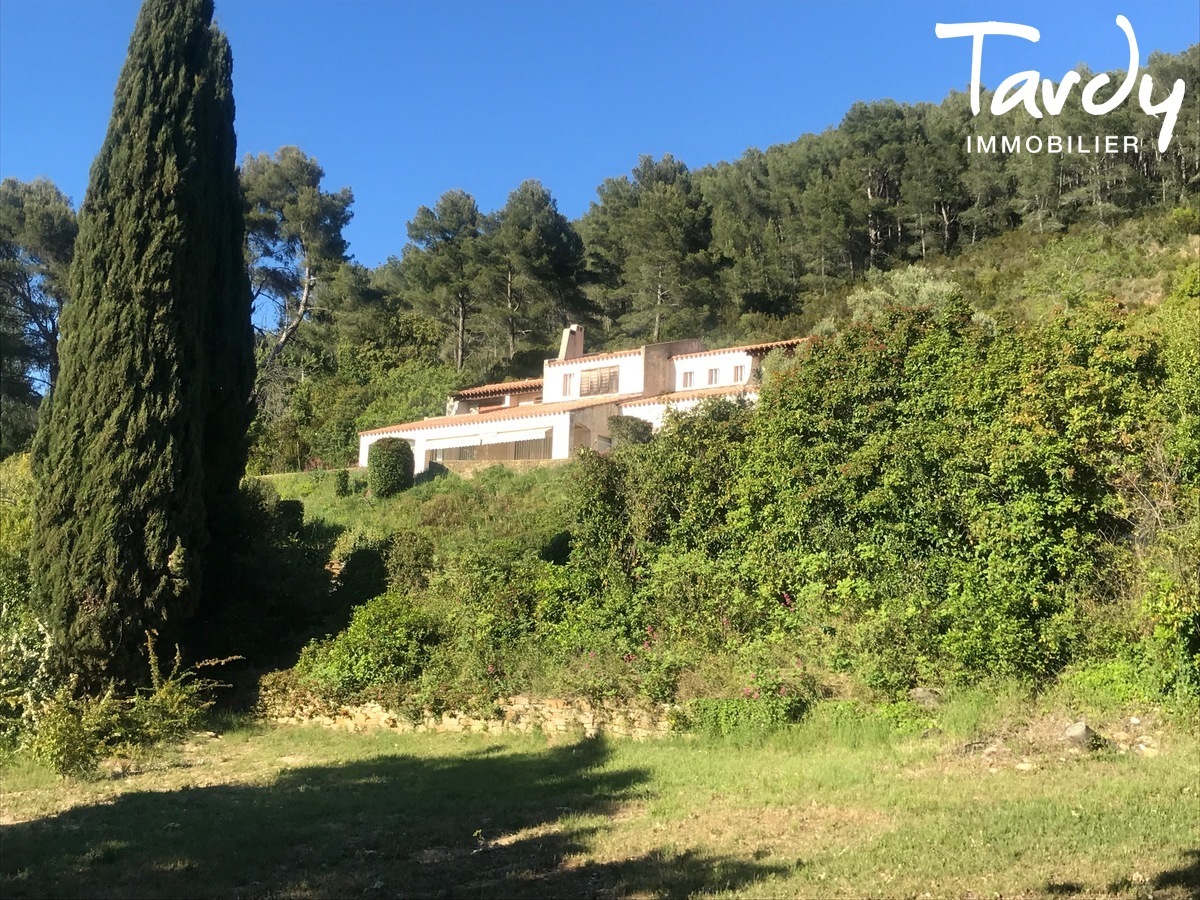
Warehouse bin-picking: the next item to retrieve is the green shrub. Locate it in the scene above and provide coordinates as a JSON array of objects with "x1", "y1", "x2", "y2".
[
  {"x1": 295, "y1": 591, "x2": 440, "y2": 700},
  {"x1": 333, "y1": 468, "x2": 351, "y2": 497},
  {"x1": 0, "y1": 553, "x2": 49, "y2": 755},
  {"x1": 238, "y1": 477, "x2": 281, "y2": 540},
  {"x1": 27, "y1": 685, "x2": 124, "y2": 777},
  {"x1": 0, "y1": 454, "x2": 34, "y2": 557},
  {"x1": 368, "y1": 438, "x2": 414, "y2": 498},
  {"x1": 550, "y1": 647, "x2": 638, "y2": 705},
  {"x1": 1052, "y1": 658, "x2": 1157, "y2": 717},
  {"x1": 608, "y1": 415, "x2": 652, "y2": 447},
  {"x1": 0, "y1": 457, "x2": 51, "y2": 754},
  {"x1": 682, "y1": 695, "x2": 805, "y2": 736},
  {"x1": 1167, "y1": 206, "x2": 1200, "y2": 235},
  {"x1": 328, "y1": 526, "x2": 395, "y2": 566},
  {"x1": 386, "y1": 531, "x2": 435, "y2": 592},
  {"x1": 25, "y1": 636, "x2": 223, "y2": 776},
  {"x1": 634, "y1": 644, "x2": 692, "y2": 703},
  {"x1": 127, "y1": 638, "x2": 219, "y2": 744},
  {"x1": 678, "y1": 655, "x2": 815, "y2": 735}
]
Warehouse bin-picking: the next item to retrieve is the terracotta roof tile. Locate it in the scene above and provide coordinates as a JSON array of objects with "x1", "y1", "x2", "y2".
[
  {"x1": 619, "y1": 386, "x2": 758, "y2": 408},
  {"x1": 358, "y1": 396, "x2": 620, "y2": 436},
  {"x1": 670, "y1": 337, "x2": 809, "y2": 361},
  {"x1": 544, "y1": 347, "x2": 642, "y2": 366},
  {"x1": 452, "y1": 377, "x2": 543, "y2": 400}
]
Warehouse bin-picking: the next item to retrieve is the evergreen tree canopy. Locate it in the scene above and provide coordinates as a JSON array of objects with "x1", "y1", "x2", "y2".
[
  {"x1": 0, "y1": 177, "x2": 77, "y2": 391},
  {"x1": 580, "y1": 155, "x2": 718, "y2": 342},
  {"x1": 31, "y1": 0, "x2": 253, "y2": 687},
  {"x1": 479, "y1": 180, "x2": 588, "y2": 366},
  {"x1": 401, "y1": 190, "x2": 486, "y2": 372},
  {"x1": 241, "y1": 146, "x2": 353, "y2": 394}
]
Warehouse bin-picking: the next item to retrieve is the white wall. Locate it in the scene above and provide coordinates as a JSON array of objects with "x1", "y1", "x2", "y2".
[
  {"x1": 542, "y1": 351, "x2": 645, "y2": 403},
  {"x1": 671, "y1": 348, "x2": 753, "y2": 391},
  {"x1": 358, "y1": 412, "x2": 576, "y2": 473}
]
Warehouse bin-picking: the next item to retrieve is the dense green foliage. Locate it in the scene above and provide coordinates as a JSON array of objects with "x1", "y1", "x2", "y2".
[
  {"x1": 294, "y1": 591, "x2": 439, "y2": 701},
  {"x1": 26, "y1": 638, "x2": 222, "y2": 776},
  {"x1": 226, "y1": 44, "x2": 1197, "y2": 474},
  {"x1": 278, "y1": 264, "x2": 1197, "y2": 716},
  {"x1": 0, "y1": 18, "x2": 1195, "y2": 767},
  {"x1": 0, "y1": 178, "x2": 77, "y2": 456},
  {"x1": 29, "y1": 0, "x2": 252, "y2": 686},
  {"x1": 0, "y1": 455, "x2": 45, "y2": 752},
  {"x1": 368, "y1": 438, "x2": 414, "y2": 497},
  {"x1": 2, "y1": 50, "x2": 1195, "y2": 472}
]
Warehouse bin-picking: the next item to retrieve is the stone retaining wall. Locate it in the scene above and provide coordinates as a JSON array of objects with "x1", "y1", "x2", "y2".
[{"x1": 269, "y1": 694, "x2": 675, "y2": 740}]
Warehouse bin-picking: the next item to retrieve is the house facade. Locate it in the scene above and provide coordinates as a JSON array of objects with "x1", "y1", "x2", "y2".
[{"x1": 357, "y1": 325, "x2": 805, "y2": 473}]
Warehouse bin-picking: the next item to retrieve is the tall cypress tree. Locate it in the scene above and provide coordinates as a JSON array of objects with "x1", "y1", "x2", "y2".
[{"x1": 30, "y1": 0, "x2": 252, "y2": 687}]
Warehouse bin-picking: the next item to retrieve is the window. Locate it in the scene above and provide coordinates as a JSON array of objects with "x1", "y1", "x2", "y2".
[
  {"x1": 562, "y1": 372, "x2": 575, "y2": 396},
  {"x1": 682, "y1": 371, "x2": 694, "y2": 389},
  {"x1": 733, "y1": 365, "x2": 746, "y2": 382},
  {"x1": 432, "y1": 446, "x2": 476, "y2": 462},
  {"x1": 707, "y1": 368, "x2": 720, "y2": 386},
  {"x1": 580, "y1": 365, "x2": 620, "y2": 396}
]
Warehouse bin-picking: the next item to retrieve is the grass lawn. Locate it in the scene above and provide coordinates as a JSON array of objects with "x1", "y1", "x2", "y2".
[{"x1": 2, "y1": 708, "x2": 1197, "y2": 899}]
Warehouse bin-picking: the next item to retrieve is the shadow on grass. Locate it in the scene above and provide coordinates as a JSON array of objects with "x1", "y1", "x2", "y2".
[
  {"x1": 1, "y1": 737, "x2": 788, "y2": 899},
  {"x1": 1152, "y1": 848, "x2": 1200, "y2": 895}
]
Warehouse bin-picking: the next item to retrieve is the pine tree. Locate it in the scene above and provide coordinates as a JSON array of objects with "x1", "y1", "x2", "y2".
[
  {"x1": 480, "y1": 180, "x2": 587, "y2": 363},
  {"x1": 30, "y1": 0, "x2": 252, "y2": 687}
]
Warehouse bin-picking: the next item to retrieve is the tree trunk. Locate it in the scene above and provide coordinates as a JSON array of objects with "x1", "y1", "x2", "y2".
[
  {"x1": 506, "y1": 266, "x2": 517, "y2": 360},
  {"x1": 252, "y1": 262, "x2": 313, "y2": 405},
  {"x1": 653, "y1": 274, "x2": 666, "y2": 342},
  {"x1": 456, "y1": 293, "x2": 467, "y2": 371}
]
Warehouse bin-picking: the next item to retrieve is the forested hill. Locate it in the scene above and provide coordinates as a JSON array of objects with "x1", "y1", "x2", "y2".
[
  {"x1": 584, "y1": 44, "x2": 1197, "y2": 337},
  {"x1": 2, "y1": 45, "x2": 1197, "y2": 471},
  {"x1": 260, "y1": 41, "x2": 1200, "y2": 471}
]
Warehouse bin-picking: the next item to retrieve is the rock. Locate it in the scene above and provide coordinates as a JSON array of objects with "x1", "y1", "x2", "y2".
[
  {"x1": 1137, "y1": 744, "x2": 1160, "y2": 758},
  {"x1": 1129, "y1": 716, "x2": 1141, "y2": 726},
  {"x1": 1135, "y1": 734, "x2": 1155, "y2": 747},
  {"x1": 908, "y1": 687, "x2": 944, "y2": 710},
  {"x1": 1064, "y1": 721, "x2": 1105, "y2": 750},
  {"x1": 920, "y1": 727, "x2": 943, "y2": 740},
  {"x1": 1015, "y1": 762, "x2": 1035, "y2": 772}
]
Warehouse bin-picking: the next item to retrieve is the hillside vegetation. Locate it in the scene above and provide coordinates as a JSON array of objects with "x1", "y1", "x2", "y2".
[
  {"x1": 2, "y1": 11, "x2": 1197, "y2": 897},
  {"x1": 232, "y1": 43, "x2": 1198, "y2": 473},
  {"x1": 251, "y1": 241, "x2": 1198, "y2": 724}
]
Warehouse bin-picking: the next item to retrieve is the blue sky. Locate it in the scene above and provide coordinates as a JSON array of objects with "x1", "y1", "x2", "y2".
[{"x1": 1, "y1": 1, "x2": 1196, "y2": 268}]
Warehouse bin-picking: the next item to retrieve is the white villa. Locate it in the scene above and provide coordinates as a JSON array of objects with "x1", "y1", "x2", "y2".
[{"x1": 357, "y1": 325, "x2": 807, "y2": 474}]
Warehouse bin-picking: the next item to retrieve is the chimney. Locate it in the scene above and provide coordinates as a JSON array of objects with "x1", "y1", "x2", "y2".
[{"x1": 558, "y1": 324, "x2": 584, "y2": 360}]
